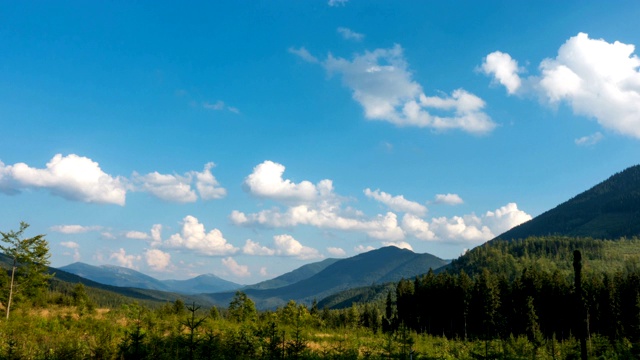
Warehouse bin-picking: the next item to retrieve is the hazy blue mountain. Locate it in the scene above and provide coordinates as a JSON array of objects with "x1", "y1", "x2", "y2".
[
  {"x1": 244, "y1": 258, "x2": 340, "y2": 290},
  {"x1": 162, "y1": 274, "x2": 241, "y2": 294},
  {"x1": 495, "y1": 164, "x2": 640, "y2": 241},
  {"x1": 204, "y1": 246, "x2": 448, "y2": 309},
  {"x1": 60, "y1": 262, "x2": 171, "y2": 291},
  {"x1": 59, "y1": 262, "x2": 241, "y2": 294}
]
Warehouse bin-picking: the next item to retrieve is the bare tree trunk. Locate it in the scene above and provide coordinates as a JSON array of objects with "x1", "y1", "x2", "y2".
[{"x1": 6, "y1": 262, "x2": 16, "y2": 320}]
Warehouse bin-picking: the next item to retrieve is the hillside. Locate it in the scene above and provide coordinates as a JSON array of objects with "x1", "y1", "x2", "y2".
[
  {"x1": 1, "y1": 254, "x2": 211, "y2": 308},
  {"x1": 60, "y1": 262, "x2": 172, "y2": 291},
  {"x1": 243, "y1": 258, "x2": 340, "y2": 290},
  {"x1": 204, "y1": 246, "x2": 448, "y2": 309},
  {"x1": 163, "y1": 274, "x2": 241, "y2": 294},
  {"x1": 495, "y1": 164, "x2": 640, "y2": 241},
  {"x1": 60, "y1": 262, "x2": 241, "y2": 294}
]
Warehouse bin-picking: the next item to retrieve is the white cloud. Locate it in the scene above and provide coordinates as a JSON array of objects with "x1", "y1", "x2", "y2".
[
  {"x1": 132, "y1": 163, "x2": 226, "y2": 203},
  {"x1": 480, "y1": 51, "x2": 522, "y2": 94},
  {"x1": 232, "y1": 206, "x2": 405, "y2": 241},
  {"x1": 242, "y1": 239, "x2": 276, "y2": 256},
  {"x1": 50, "y1": 224, "x2": 102, "y2": 234},
  {"x1": 126, "y1": 231, "x2": 149, "y2": 240},
  {"x1": 327, "y1": 247, "x2": 346, "y2": 257},
  {"x1": 401, "y1": 214, "x2": 436, "y2": 241},
  {"x1": 150, "y1": 224, "x2": 162, "y2": 247},
  {"x1": 244, "y1": 160, "x2": 334, "y2": 203},
  {"x1": 483, "y1": 202, "x2": 532, "y2": 236},
  {"x1": 164, "y1": 215, "x2": 238, "y2": 256},
  {"x1": 289, "y1": 47, "x2": 319, "y2": 64},
  {"x1": 109, "y1": 248, "x2": 141, "y2": 269},
  {"x1": 403, "y1": 202, "x2": 531, "y2": 244},
  {"x1": 273, "y1": 234, "x2": 323, "y2": 260},
  {"x1": 328, "y1": 0, "x2": 348, "y2": 6},
  {"x1": 131, "y1": 171, "x2": 197, "y2": 203},
  {"x1": 0, "y1": 154, "x2": 127, "y2": 205},
  {"x1": 222, "y1": 257, "x2": 250, "y2": 277},
  {"x1": 323, "y1": 45, "x2": 495, "y2": 134},
  {"x1": 101, "y1": 232, "x2": 116, "y2": 240},
  {"x1": 354, "y1": 245, "x2": 376, "y2": 253},
  {"x1": 337, "y1": 27, "x2": 364, "y2": 41},
  {"x1": 434, "y1": 193, "x2": 464, "y2": 205},
  {"x1": 483, "y1": 33, "x2": 640, "y2": 138},
  {"x1": 144, "y1": 249, "x2": 172, "y2": 271},
  {"x1": 61, "y1": 241, "x2": 81, "y2": 261},
  {"x1": 575, "y1": 132, "x2": 604, "y2": 146},
  {"x1": 382, "y1": 241, "x2": 413, "y2": 251},
  {"x1": 195, "y1": 162, "x2": 227, "y2": 200},
  {"x1": 364, "y1": 188, "x2": 427, "y2": 216},
  {"x1": 60, "y1": 241, "x2": 79, "y2": 249}
]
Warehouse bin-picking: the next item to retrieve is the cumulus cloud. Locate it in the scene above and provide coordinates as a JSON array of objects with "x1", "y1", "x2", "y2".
[
  {"x1": 323, "y1": 45, "x2": 495, "y2": 134},
  {"x1": 203, "y1": 100, "x2": 239, "y2": 114},
  {"x1": 434, "y1": 193, "x2": 464, "y2": 205},
  {"x1": 382, "y1": 241, "x2": 413, "y2": 251},
  {"x1": 164, "y1": 215, "x2": 238, "y2": 256},
  {"x1": 273, "y1": 234, "x2": 323, "y2": 260},
  {"x1": 0, "y1": 154, "x2": 127, "y2": 205},
  {"x1": 232, "y1": 206, "x2": 404, "y2": 241},
  {"x1": 364, "y1": 188, "x2": 427, "y2": 216},
  {"x1": 575, "y1": 132, "x2": 604, "y2": 146},
  {"x1": 327, "y1": 247, "x2": 346, "y2": 257},
  {"x1": 132, "y1": 170, "x2": 196, "y2": 202},
  {"x1": 337, "y1": 27, "x2": 364, "y2": 41},
  {"x1": 0, "y1": 155, "x2": 226, "y2": 204},
  {"x1": 222, "y1": 257, "x2": 250, "y2": 277},
  {"x1": 402, "y1": 202, "x2": 531, "y2": 244},
  {"x1": 50, "y1": 224, "x2": 102, "y2": 234},
  {"x1": 482, "y1": 33, "x2": 640, "y2": 138},
  {"x1": 144, "y1": 249, "x2": 172, "y2": 271},
  {"x1": 483, "y1": 202, "x2": 532, "y2": 236},
  {"x1": 354, "y1": 245, "x2": 376, "y2": 253},
  {"x1": 244, "y1": 160, "x2": 334, "y2": 203},
  {"x1": 401, "y1": 214, "x2": 436, "y2": 241},
  {"x1": 109, "y1": 248, "x2": 141, "y2": 269},
  {"x1": 480, "y1": 51, "x2": 522, "y2": 94},
  {"x1": 195, "y1": 163, "x2": 227, "y2": 200},
  {"x1": 289, "y1": 47, "x2": 319, "y2": 64},
  {"x1": 242, "y1": 239, "x2": 276, "y2": 256}
]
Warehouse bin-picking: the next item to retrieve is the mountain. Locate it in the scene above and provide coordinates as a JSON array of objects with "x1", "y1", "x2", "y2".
[
  {"x1": 60, "y1": 262, "x2": 172, "y2": 291},
  {"x1": 204, "y1": 246, "x2": 448, "y2": 309},
  {"x1": 60, "y1": 262, "x2": 242, "y2": 294},
  {"x1": 244, "y1": 258, "x2": 340, "y2": 290},
  {"x1": 0, "y1": 253, "x2": 211, "y2": 307},
  {"x1": 495, "y1": 165, "x2": 640, "y2": 241},
  {"x1": 162, "y1": 274, "x2": 241, "y2": 294}
]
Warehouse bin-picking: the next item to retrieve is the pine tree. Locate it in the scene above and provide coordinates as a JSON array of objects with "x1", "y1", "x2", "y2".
[{"x1": 0, "y1": 222, "x2": 52, "y2": 319}]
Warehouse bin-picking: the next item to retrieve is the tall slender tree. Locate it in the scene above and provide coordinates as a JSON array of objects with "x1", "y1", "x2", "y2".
[{"x1": 0, "y1": 222, "x2": 52, "y2": 319}]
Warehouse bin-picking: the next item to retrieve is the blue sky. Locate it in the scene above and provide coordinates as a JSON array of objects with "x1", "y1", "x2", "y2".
[{"x1": 1, "y1": 1, "x2": 639, "y2": 284}]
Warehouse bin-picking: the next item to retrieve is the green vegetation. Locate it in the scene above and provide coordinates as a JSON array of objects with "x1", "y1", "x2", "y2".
[{"x1": 3, "y1": 219, "x2": 640, "y2": 358}]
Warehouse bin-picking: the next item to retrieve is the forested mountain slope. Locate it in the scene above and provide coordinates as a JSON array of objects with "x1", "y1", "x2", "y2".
[
  {"x1": 204, "y1": 246, "x2": 448, "y2": 309},
  {"x1": 244, "y1": 258, "x2": 340, "y2": 290},
  {"x1": 495, "y1": 164, "x2": 640, "y2": 241}
]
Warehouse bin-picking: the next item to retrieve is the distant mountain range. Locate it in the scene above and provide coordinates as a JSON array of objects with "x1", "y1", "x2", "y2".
[
  {"x1": 203, "y1": 246, "x2": 449, "y2": 309},
  {"x1": 59, "y1": 262, "x2": 242, "y2": 294},
  {"x1": 495, "y1": 165, "x2": 640, "y2": 241}
]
